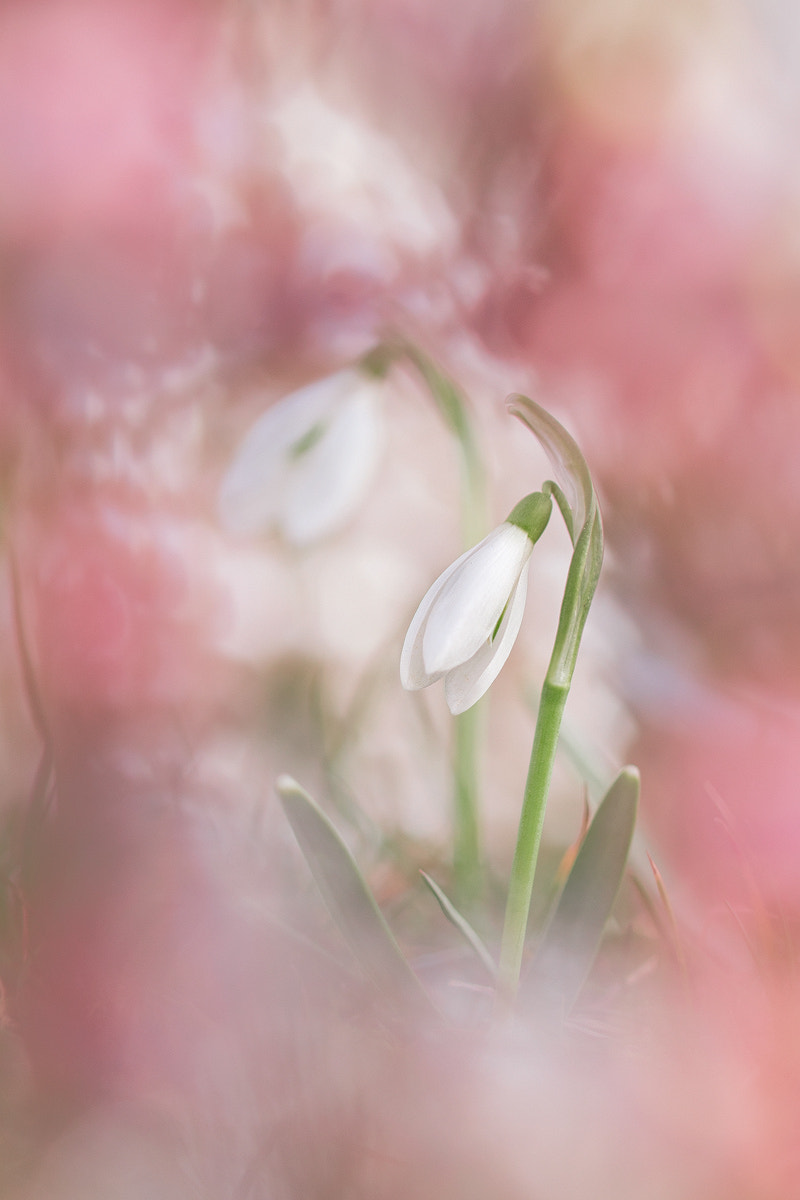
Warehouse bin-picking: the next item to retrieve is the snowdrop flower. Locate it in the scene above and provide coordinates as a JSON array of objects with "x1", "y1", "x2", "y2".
[
  {"x1": 218, "y1": 366, "x2": 385, "y2": 547},
  {"x1": 401, "y1": 492, "x2": 552, "y2": 715}
]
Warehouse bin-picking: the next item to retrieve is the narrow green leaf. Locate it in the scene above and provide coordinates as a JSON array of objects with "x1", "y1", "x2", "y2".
[
  {"x1": 646, "y1": 853, "x2": 690, "y2": 983},
  {"x1": 276, "y1": 775, "x2": 431, "y2": 1008},
  {"x1": 420, "y1": 871, "x2": 497, "y2": 979},
  {"x1": 525, "y1": 766, "x2": 640, "y2": 1016}
]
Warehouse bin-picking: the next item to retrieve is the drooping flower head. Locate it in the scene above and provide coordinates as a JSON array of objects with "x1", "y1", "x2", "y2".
[
  {"x1": 400, "y1": 492, "x2": 552, "y2": 714},
  {"x1": 218, "y1": 365, "x2": 385, "y2": 547}
]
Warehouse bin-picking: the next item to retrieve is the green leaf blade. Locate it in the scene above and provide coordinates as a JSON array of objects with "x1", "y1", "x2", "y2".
[
  {"x1": 277, "y1": 775, "x2": 432, "y2": 1010},
  {"x1": 524, "y1": 766, "x2": 640, "y2": 1017},
  {"x1": 419, "y1": 871, "x2": 497, "y2": 979}
]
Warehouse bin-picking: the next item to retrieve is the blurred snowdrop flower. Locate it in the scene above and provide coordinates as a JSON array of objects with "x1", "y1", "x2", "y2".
[
  {"x1": 401, "y1": 492, "x2": 552, "y2": 714},
  {"x1": 218, "y1": 366, "x2": 385, "y2": 547}
]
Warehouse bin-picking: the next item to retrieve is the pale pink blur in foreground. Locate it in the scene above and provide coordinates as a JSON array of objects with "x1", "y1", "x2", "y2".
[{"x1": 0, "y1": 1, "x2": 799, "y2": 1197}]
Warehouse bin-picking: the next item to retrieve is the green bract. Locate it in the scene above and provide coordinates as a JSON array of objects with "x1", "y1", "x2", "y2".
[{"x1": 507, "y1": 395, "x2": 603, "y2": 690}]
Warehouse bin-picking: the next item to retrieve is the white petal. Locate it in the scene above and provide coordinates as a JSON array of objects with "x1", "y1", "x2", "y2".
[
  {"x1": 444, "y1": 567, "x2": 529, "y2": 714},
  {"x1": 217, "y1": 369, "x2": 361, "y2": 537},
  {"x1": 281, "y1": 379, "x2": 384, "y2": 545},
  {"x1": 422, "y1": 524, "x2": 532, "y2": 677},
  {"x1": 399, "y1": 548, "x2": 475, "y2": 690}
]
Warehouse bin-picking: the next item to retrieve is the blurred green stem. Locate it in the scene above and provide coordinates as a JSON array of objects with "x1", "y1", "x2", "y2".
[
  {"x1": 453, "y1": 700, "x2": 483, "y2": 906},
  {"x1": 452, "y1": 407, "x2": 485, "y2": 904}
]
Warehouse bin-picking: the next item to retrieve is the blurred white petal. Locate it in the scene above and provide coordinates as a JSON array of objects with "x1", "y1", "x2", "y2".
[
  {"x1": 282, "y1": 382, "x2": 383, "y2": 545},
  {"x1": 271, "y1": 83, "x2": 457, "y2": 258},
  {"x1": 218, "y1": 367, "x2": 384, "y2": 545}
]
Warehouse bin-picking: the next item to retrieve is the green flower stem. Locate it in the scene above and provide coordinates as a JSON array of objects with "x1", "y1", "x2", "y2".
[
  {"x1": 496, "y1": 395, "x2": 604, "y2": 1005},
  {"x1": 497, "y1": 679, "x2": 568, "y2": 998},
  {"x1": 496, "y1": 512, "x2": 602, "y2": 1002},
  {"x1": 496, "y1": 518, "x2": 601, "y2": 1003},
  {"x1": 453, "y1": 699, "x2": 483, "y2": 905}
]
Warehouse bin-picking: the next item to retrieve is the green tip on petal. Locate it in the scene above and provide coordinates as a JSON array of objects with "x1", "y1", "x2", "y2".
[
  {"x1": 506, "y1": 491, "x2": 552, "y2": 544},
  {"x1": 358, "y1": 344, "x2": 394, "y2": 379}
]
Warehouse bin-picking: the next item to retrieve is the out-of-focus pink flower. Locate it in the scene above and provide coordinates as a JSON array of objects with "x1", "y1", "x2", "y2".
[
  {"x1": 636, "y1": 686, "x2": 800, "y2": 915},
  {"x1": 26, "y1": 500, "x2": 226, "y2": 718},
  {"x1": 0, "y1": 0, "x2": 213, "y2": 246}
]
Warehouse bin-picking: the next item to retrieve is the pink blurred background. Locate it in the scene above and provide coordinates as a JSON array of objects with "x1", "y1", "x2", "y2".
[{"x1": 1, "y1": 0, "x2": 800, "y2": 1195}]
